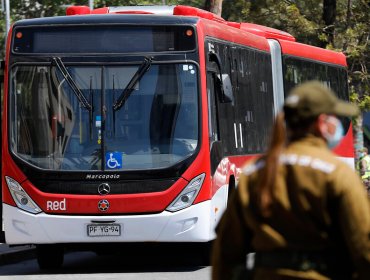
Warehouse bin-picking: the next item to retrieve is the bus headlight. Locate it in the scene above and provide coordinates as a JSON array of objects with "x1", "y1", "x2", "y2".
[
  {"x1": 5, "y1": 176, "x2": 42, "y2": 214},
  {"x1": 166, "y1": 173, "x2": 205, "y2": 212}
]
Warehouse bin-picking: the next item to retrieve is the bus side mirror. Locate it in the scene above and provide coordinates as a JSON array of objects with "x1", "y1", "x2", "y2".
[
  {"x1": 208, "y1": 52, "x2": 233, "y2": 104},
  {"x1": 215, "y1": 74, "x2": 233, "y2": 104},
  {"x1": 221, "y1": 74, "x2": 233, "y2": 104}
]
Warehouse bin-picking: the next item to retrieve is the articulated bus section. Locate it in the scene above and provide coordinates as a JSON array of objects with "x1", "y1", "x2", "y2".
[{"x1": 1, "y1": 5, "x2": 354, "y2": 268}]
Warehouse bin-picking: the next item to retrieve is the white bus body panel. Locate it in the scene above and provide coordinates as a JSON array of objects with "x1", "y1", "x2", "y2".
[
  {"x1": 108, "y1": 6, "x2": 175, "y2": 15},
  {"x1": 339, "y1": 156, "x2": 355, "y2": 169},
  {"x1": 3, "y1": 185, "x2": 228, "y2": 245}
]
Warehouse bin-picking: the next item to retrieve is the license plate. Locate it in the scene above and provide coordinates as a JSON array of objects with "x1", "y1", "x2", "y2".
[{"x1": 87, "y1": 224, "x2": 121, "y2": 237}]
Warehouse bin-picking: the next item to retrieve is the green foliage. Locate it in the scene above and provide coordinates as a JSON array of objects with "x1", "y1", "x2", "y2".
[{"x1": 224, "y1": 1, "x2": 327, "y2": 46}]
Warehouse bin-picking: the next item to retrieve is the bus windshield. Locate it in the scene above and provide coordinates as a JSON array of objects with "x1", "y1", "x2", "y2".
[{"x1": 10, "y1": 63, "x2": 199, "y2": 171}]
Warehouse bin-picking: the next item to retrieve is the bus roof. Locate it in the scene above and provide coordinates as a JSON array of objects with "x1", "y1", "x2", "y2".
[
  {"x1": 64, "y1": 5, "x2": 271, "y2": 52},
  {"x1": 279, "y1": 39, "x2": 347, "y2": 67},
  {"x1": 197, "y1": 18, "x2": 271, "y2": 52},
  {"x1": 13, "y1": 13, "x2": 199, "y2": 27}
]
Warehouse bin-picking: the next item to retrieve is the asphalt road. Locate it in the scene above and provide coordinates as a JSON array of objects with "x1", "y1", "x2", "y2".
[{"x1": 0, "y1": 246, "x2": 211, "y2": 280}]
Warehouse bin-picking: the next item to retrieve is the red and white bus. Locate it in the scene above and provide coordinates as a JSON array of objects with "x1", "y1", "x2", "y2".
[{"x1": 1, "y1": 5, "x2": 354, "y2": 268}]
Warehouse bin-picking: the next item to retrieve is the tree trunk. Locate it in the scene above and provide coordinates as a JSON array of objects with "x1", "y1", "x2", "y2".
[
  {"x1": 204, "y1": 0, "x2": 223, "y2": 16},
  {"x1": 323, "y1": 0, "x2": 337, "y2": 46},
  {"x1": 353, "y1": 115, "x2": 370, "y2": 195}
]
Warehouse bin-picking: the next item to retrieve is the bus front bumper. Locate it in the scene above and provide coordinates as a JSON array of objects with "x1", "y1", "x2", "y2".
[{"x1": 2, "y1": 200, "x2": 216, "y2": 245}]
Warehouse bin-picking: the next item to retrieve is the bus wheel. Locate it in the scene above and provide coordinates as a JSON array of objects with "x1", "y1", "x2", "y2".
[{"x1": 36, "y1": 244, "x2": 64, "y2": 270}]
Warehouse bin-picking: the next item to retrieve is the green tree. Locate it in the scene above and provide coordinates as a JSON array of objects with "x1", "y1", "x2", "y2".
[{"x1": 204, "y1": 0, "x2": 223, "y2": 16}]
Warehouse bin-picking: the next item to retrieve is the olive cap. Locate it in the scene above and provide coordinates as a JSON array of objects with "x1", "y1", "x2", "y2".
[{"x1": 283, "y1": 81, "x2": 359, "y2": 119}]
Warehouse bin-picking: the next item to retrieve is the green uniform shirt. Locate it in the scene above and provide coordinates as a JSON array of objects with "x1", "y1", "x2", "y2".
[{"x1": 212, "y1": 135, "x2": 370, "y2": 280}]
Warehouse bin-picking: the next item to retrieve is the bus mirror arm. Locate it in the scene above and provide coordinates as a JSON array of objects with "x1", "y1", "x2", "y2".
[{"x1": 215, "y1": 75, "x2": 233, "y2": 104}]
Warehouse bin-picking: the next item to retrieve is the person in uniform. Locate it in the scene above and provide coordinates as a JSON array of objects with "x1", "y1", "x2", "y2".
[{"x1": 212, "y1": 81, "x2": 370, "y2": 280}]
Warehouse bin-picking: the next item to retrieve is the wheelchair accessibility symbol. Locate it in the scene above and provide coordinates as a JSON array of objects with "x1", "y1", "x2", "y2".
[{"x1": 105, "y1": 152, "x2": 122, "y2": 169}]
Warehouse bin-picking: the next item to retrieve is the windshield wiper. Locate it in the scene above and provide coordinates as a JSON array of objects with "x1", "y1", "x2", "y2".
[
  {"x1": 52, "y1": 57, "x2": 93, "y2": 111},
  {"x1": 113, "y1": 57, "x2": 152, "y2": 111}
]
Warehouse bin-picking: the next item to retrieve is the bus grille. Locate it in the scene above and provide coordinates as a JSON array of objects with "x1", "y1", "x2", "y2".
[{"x1": 33, "y1": 179, "x2": 177, "y2": 195}]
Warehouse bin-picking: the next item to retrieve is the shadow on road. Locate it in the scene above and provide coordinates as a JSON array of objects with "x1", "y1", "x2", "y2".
[{"x1": 0, "y1": 243, "x2": 211, "y2": 276}]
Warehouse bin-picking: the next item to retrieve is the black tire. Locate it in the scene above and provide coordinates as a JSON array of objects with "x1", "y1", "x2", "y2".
[{"x1": 36, "y1": 244, "x2": 64, "y2": 270}]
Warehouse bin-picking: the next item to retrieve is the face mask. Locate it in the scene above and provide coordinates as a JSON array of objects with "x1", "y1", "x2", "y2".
[{"x1": 322, "y1": 116, "x2": 344, "y2": 149}]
